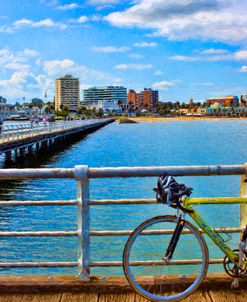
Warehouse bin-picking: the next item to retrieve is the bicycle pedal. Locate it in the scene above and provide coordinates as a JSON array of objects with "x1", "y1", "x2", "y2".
[{"x1": 231, "y1": 278, "x2": 239, "y2": 289}]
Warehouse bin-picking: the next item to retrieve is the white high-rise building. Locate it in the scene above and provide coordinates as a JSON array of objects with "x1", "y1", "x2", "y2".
[{"x1": 83, "y1": 86, "x2": 127, "y2": 106}]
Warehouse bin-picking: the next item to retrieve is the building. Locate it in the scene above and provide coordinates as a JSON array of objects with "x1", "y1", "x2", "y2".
[
  {"x1": 55, "y1": 75, "x2": 80, "y2": 112},
  {"x1": 240, "y1": 94, "x2": 247, "y2": 106},
  {"x1": 206, "y1": 96, "x2": 239, "y2": 107},
  {"x1": 83, "y1": 86, "x2": 127, "y2": 106},
  {"x1": 0, "y1": 96, "x2": 8, "y2": 118},
  {"x1": 0, "y1": 96, "x2": 16, "y2": 119},
  {"x1": 127, "y1": 89, "x2": 138, "y2": 110},
  {"x1": 128, "y1": 88, "x2": 159, "y2": 111},
  {"x1": 94, "y1": 100, "x2": 120, "y2": 112}
]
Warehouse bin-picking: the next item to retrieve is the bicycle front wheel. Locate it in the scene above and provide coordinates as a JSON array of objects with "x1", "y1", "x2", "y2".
[{"x1": 123, "y1": 215, "x2": 209, "y2": 302}]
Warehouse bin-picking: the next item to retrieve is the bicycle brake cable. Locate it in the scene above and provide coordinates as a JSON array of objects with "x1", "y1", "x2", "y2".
[{"x1": 214, "y1": 228, "x2": 232, "y2": 242}]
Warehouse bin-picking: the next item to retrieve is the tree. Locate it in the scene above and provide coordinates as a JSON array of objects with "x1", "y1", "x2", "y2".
[
  {"x1": 77, "y1": 106, "x2": 88, "y2": 115},
  {"x1": 96, "y1": 108, "x2": 104, "y2": 117},
  {"x1": 55, "y1": 104, "x2": 69, "y2": 117},
  {"x1": 117, "y1": 99, "x2": 122, "y2": 108},
  {"x1": 31, "y1": 98, "x2": 44, "y2": 108}
]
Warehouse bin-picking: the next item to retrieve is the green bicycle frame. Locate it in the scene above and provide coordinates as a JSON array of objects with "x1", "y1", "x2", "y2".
[{"x1": 183, "y1": 197, "x2": 247, "y2": 265}]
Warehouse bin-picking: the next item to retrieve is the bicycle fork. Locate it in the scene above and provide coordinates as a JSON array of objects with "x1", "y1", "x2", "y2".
[{"x1": 162, "y1": 215, "x2": 185, "y2": 263}]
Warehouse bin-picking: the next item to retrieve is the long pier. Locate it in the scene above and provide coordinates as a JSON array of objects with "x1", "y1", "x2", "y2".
[{"x1": 0, "y1": 118, "x2": 114, "y2": 160}]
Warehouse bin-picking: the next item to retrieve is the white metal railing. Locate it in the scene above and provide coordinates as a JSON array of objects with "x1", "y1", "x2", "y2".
[
  {"x1": 0, "y1": 119, "x2": 110, "y2": 144},
  {"x1": 0, "y1": 164, "x2": 246, "y2": 279}
]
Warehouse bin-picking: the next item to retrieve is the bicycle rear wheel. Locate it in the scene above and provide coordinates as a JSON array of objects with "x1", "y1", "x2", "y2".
[{"x1": 123, "y1": 215, "x2": 209, "y2": 302}]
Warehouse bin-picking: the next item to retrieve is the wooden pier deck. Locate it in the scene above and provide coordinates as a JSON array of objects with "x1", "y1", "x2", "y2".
[{"x1": 0, "y1": 275, "x2": 245, "y2": 302}]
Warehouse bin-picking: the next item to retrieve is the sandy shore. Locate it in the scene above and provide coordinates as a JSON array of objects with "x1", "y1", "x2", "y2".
[{"x1": 127, "y1": 116, "x2": 247, "y2": 122}]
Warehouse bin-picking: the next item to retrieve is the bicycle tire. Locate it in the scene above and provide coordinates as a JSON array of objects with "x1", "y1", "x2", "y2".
[{"x1": 123, "y1": 215, "x2": 209, "y2": 301}]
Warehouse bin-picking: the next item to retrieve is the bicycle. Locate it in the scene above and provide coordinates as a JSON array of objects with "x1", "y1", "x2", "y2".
[{"x1": 123, "y1": 176, "x2": 247, "y2": 301}]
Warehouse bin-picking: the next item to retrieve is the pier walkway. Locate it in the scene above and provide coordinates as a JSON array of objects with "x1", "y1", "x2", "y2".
[
  {"x1": 0, "y1": 118, "x2": 114, "y2": 159},
  {"x1": 0, "y1": 275, "x2": 246, "y2": 301}
]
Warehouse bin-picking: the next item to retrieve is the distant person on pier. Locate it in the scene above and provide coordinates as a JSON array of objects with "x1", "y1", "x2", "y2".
[
  {"x1": 0, "y1": 118, "x2": 3, "y2": 133},
  {"x1": 30, "y1": 117, "x2": 35, "y2": 128}
]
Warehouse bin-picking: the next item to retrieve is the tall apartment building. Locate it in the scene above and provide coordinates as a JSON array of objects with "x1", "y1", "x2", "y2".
[
  {"x1": 55, "y1": 74, "x2": 80, "y2": 112},
  {"x1": 83, "y1": 86, "x2": 127, "y2": 106},
  {"x1": 128, "y1": 88, "x2": 159, "y2": 111},
  {"x1": 127, "y1": 89, "x2": 137, "y2": 110}
]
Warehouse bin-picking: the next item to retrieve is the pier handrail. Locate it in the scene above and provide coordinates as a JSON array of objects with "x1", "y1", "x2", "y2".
[
  {"x1": 0, "y1": 164, "x2": 246, "y2": 179},
  {"x1": 1, "y1": 119, "x2": 109, "y2": 143},
  {"x1": 0, "y1": 163, "x2": 246, "y2": 279}
]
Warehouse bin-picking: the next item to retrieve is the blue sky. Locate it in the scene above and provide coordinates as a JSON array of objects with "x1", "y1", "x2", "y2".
[{"x1": 0, "y1": 0, "x2": 247, "y2": 103}]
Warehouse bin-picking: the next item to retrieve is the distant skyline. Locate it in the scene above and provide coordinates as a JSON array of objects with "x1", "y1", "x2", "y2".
[{"x1": 0, "y1": 0, "x2": 247, "y2": 103}]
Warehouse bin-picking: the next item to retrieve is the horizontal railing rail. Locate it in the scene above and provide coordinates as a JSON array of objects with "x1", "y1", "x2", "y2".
[
  {"x1": 0, "y1": 164, "x2": 246, "y2": 179},
  {"x1": 0, "y1": 163, "x2": 245, "y2": 279}
]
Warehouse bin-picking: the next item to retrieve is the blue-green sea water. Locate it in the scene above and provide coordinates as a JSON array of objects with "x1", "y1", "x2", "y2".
[{"x1": 0, "y1": 120, "x2": 246, "y2": 276}]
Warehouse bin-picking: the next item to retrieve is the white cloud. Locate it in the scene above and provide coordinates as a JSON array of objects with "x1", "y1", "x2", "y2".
[
  {"x1": 115, "y1": 63, "x2": 153, "y2": 70},
  {"x1": 200, "y1": 48, "x2": 229, "y2": 55},
  {"x1": 0, "y1": 48, "x2": 122, "y2": 101},
  {"x1": 169, "y1": 55, "x2": 199, "y2": 62},
  {"x1": 239, "y1": 65, "x2": 247, "y2": 72},
  {"x1": 43, "y1": 59, "x2": 75, "y2": 75},
  {"x1": 152, "y1": 80, "x2": 176, "y2": 91},
  {"x1": 4, "y1": 62, "x2": 30, "y2": 70},
  {"x1": 56, "y1": 3, "x2": 80, "y2": 10},
  {"x1": 0, "y1": 71, "x2": 42, "y2": 100},
  {"x1": 20, "y1": 49, "x2": 40, "y2": 57},
  {"x1": 77, "y1": 16, "x2": 89, "y2": 23},
  {"x1": 169, "y1": 48, "x2": 247, "y2": 62},
  {"x1": 133, "y1": 42, "x2": 157, "y2": 48},
  {"x1": 91, "y1": 15, "x2": 102, "y2": 21},
  {"x1": 129, "y1": 53, "x2": 144, "y2": 59},
  {"x1": 3, "y1": 15, "x2": 91, "y2": 33},
  {"x1": 105, "y1": 0, "x2": 247, "y2": 45},
  {"x1": 42, "y1": 58, "x2": 122, "y2": 83},
  {"x1": 88, "y1": 0, "x2": 120, "y2": 10},
  {"x1": 89, "y1": 0, "x2": 120, "y2": 3},
  {"x1": 0, "y1": 48, "x2": 40, "y2": 71},
  {"x1": 9, "y1": 71, "x2": 29, "y2": 84},
  {"x1": 12, "y1": 19, "x2": 33, "y2": 27},
  {"x1": 91, "y1": 46, "x2": 130, "y2": 53},
  {"x1": 154, "y1": 70, "x2": 164, "y2": 76},
  {"x1": 191, "y1": 82, "x2": 215, "y2": 87},
  {"x1": 235, "y1": 50, "x2": 247, "y2": 61},
  {"x1": 8, "y1": 18, "x2": 67, "y2": 32}
]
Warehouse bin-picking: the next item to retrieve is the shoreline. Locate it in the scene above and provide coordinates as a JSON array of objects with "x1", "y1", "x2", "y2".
[{"x1": 128, "y1": 116, "x2": 247, "y2": 122}]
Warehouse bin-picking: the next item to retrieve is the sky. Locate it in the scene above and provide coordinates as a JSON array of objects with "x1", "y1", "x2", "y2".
[{"x1": 0, "y1": 0, "x2": 247, "y2": 104}]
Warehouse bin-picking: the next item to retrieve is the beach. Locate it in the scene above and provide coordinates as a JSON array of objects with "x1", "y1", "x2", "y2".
[{"x1": 127, "y1": 116, "x2": 247, "y2": 122}]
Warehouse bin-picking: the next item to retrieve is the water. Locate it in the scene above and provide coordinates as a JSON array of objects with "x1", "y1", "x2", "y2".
[{"x1": 0, "y1": 120, "x2": 246, "y2": 276}]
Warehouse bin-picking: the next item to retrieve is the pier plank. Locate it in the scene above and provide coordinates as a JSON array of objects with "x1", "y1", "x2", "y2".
[
  {"x1": 208, "y1": 289, "x2": 247, "y2": 302},
  {"x1": 0, "y1": 293, "x2": 62, "y2": 302},
  {"x1": 60, "y1": 293, "x2": 98, "y2": 302},
  {"x1": 133, "y1": 289, "x2": 210, "y2": 302},
  {"x1": 98, "y1": 293, "x2": 135, "y2": 302},
  {"x1": 0, "y1": 276, "x2": 245, "y2": 302},
  {"x1": 0, "y1": 289, "x2": 246, "y2": 302}
]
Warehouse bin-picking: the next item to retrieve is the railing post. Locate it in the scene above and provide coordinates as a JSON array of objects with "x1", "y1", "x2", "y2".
[
  {"x1": 240, "y1": 162, "x2": 247, "y2": 232},
  {"x1": 74, "y1": 165, "x2": 90, "y2": 280}
]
